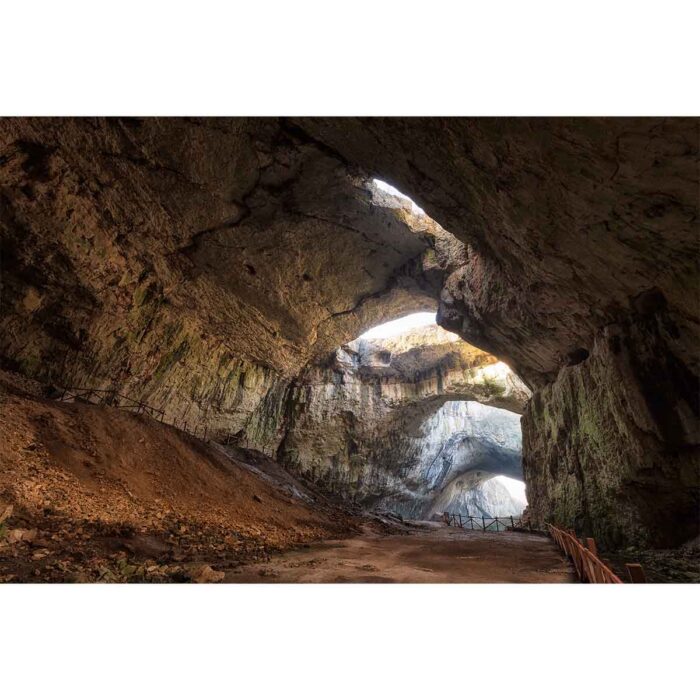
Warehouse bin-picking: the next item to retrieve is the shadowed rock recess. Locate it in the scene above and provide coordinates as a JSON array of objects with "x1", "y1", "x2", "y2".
[{"x1": 1, "y1": 117, "x2": 698, "y2": 549}]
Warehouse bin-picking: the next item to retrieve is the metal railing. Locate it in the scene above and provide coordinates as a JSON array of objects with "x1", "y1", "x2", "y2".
[
  {"x1": 444, "y1": 514, "x2": 646, "y2": 583},
  {"x1": 443, "y1": 512, "x2": 527, "y2": 532},
  {"x1": 57, "y1": 385, "x2": 222, "y2": 442}
]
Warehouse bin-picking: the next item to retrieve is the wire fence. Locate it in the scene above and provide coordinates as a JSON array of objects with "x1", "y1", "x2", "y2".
[
  {"x1": 56, "y1": 386, "x2": 256, "y2": 444},
  {"x1": 56, "y1": 385, "x2": 215, "y2": 440},
  {"x1": 444, "y1": 513, "x2": 646, "y2": 583}
]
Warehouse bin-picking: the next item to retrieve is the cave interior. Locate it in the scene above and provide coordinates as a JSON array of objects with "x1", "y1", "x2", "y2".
[{"x1": 0, "y1": 117, "x2": 698, "y2": 582}]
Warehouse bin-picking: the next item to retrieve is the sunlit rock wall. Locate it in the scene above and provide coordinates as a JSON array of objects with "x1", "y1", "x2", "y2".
[
  {"x1": 374, "y1": 402, "x2": 524, "y2": 518},
  {"x1": 278, "y1": 327, "x2": 527, "y2": 517},
  {"x1": 430, "y1": 476, "x2": 526, "y2": 520}
]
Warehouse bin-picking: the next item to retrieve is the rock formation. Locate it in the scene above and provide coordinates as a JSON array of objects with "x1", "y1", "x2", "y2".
[
  {"x1": 1, "y1": 117, "x2": 697, "y2": 548},
  {"x1": 293, "y1": 118, "x2": 700, "y2": 548},
  {"x1": 0, "y1": 119, "x2": 452, "y2": 441},
  {"x1": 277, "y1": 325, "x2": 527, "y2": 517},
  {"x1": 431, "y1": 474, "x2": 526, "y2": 520}
]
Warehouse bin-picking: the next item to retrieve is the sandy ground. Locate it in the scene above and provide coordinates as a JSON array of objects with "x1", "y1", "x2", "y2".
[{"x1": 224, "y1": 522, "x2": 577, "y2": 583}]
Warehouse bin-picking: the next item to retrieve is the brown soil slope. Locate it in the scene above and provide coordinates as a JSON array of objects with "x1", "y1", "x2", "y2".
[{"x1": 0, "y1": 371, "x2": 355, "y2": 582}]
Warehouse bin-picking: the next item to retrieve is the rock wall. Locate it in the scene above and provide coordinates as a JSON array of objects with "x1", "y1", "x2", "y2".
[
  {"x1": 523, "y1": 292, "x2": 699, "y2": 548},
  {"x1": 430, "y1": 475, "x2": 526, "y2": 520},
  {"x1": 292, "y1": 118, "x2": 700, "y2": 547},
  {"x1": 296, "y1": 118, "x2": 699, "y2": 386},
  {"x1": 0, "y1": 118, "x2": 455, "y2": 442}
]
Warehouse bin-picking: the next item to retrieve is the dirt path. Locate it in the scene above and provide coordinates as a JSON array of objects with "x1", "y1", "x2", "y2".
[{"x1": 224, "y1": 522, "x2": 576, "y2": 583}]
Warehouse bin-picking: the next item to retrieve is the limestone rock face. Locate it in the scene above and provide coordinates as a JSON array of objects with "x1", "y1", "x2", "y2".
[
  {"x1": 278, "y1": 327, "x2": 527, "y2": 518},
  {"x1": 523, "y1": 294, "x2": 700, "y2": 548},
  {"x1": 291, "y1": 118, "x2": 700, "y2": 547},
  {"x1": 432, "y1": 476, "x2": 526, "y2": 520},
  {"x1": 0, "y1": 118, "x2": 453, "y2": 439},
  {"x1": 295, "y1": 118, "x2": 699, "y2": 388}
]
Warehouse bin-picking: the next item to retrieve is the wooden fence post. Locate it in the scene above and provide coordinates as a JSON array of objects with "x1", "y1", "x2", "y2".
[
  {"x1": 482, "y1": 516, "x2": 485, "y2": 531},
  {"x1": 626, "y1": 563, "x2": 647, "y2": 583}
]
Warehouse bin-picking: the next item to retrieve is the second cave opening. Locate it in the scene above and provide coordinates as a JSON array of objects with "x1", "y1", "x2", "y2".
[{"x1": 281, "y1": 311, "x2": 530, "y2": 520}]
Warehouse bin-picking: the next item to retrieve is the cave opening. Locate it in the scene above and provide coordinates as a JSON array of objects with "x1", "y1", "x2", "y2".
[
  {"x1": 359, "y1": 311, "x2": 437, "y2": 339},
  {"x1": 494, "y1": 475, "x2": 527, "y2": 505},
  {"x1": 317, "y1": 312, "x2": 529, "y2": 521},
  {"x1": 401, "y1": 399, "x2": 527, "y2": 520},
  {"x1": 371, "y1": 178, "x2": 426, "y2": 215}
]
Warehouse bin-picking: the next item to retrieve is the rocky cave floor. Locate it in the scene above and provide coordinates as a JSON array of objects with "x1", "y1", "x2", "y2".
[{"x1": 0, "y1": 369, "x2": 697, "y2": 584}]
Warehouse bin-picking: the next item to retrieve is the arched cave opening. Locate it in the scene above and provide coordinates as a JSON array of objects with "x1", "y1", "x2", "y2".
[{"x1": 276, "y1": 310, "x2": 530, "y2": 522}]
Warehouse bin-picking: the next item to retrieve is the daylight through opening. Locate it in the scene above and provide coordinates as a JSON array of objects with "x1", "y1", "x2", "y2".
[{"x1": 344, "y1": 313, "x2": 527, "y2": 521}]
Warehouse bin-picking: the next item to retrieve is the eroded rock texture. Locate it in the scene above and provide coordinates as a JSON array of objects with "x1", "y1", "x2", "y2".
[
  {"x1": 296, "y1": 118, "x2": 699, "y2": 385},
  {"x1": 278, "y1": 326, "x2": 528, "y2": 516},
  {"x1": 1, "y1": 117, "x2": 698, "y2": 547},
  {"x1": 523, "y1": 294, "x2": 700, "y2": 547},
  {"x1": 0, "y1": 118, "x2": 453, "y2": 442},
  {"x1": 430, "y1": 468, "x2": 526, "y2": 521}
]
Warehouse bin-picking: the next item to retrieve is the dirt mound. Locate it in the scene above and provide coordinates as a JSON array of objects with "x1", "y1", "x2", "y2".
[{"x1": 0, "y1": 371, "x2": 356, "y2": 582}]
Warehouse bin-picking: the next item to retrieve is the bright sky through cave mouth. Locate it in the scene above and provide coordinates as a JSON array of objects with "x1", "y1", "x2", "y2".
[
  {"x1": 360, "y1": 312, "x2": 437, "y2": 339},
  {"x1": 494, "y1": 475, "x2": 528, "y2": 504},
  {"x1": 372, "y1": 178, "x2": 426, "y2": 215}
]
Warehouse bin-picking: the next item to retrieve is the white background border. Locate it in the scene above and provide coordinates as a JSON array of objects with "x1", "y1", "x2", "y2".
[
  {"x1": 2, "y1": 1, "x2": 699, "y2": 115},
  {"x1": 1, "y1": 2, "x2": 698, "y2": 698}
]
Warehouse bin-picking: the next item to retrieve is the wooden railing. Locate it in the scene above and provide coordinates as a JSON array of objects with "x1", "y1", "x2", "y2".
[
  {"x1": 443, "y1": 512, "x2": 527, "y2": 532},
  {"x1": 57, "y1": 386, "x2": 221, "y2": 441},
  {"x1": 58, "y1": 386, "x2": 165, "y2": 422},
  {"x1": 547, "y1": 523, "x2": 646, "y2": 584},
  {"x1": 444, "y1": 514, "x2": 646, "y2": 583}
]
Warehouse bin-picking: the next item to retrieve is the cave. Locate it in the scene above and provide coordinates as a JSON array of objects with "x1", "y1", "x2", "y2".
[{"x1": 0, "y1": 117, "x2": 698, "y2": 585}]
